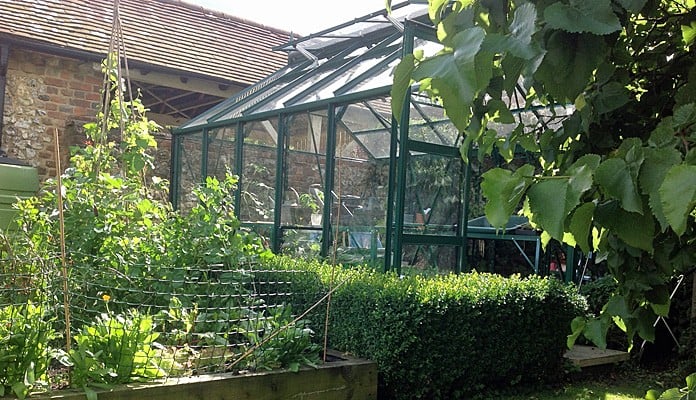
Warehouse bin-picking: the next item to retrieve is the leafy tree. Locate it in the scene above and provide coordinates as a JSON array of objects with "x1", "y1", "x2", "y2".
[{"x1": 392, "y1": 0, "x2": 696, "y2": 348}]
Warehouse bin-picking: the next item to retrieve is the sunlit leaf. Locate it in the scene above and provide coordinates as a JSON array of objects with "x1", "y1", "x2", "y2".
[
  {"x1": 506, "y1": 3, "x2": 538, "y2": 59},
  {"x1": 640, "y1": 147, "x2": 682, "y2": 231},
  {"x1": 682, "y1": 20, "x2": 696, "y2": 45},
  {"x1": 686, "y1": 372, "x2": 696, "y2": 391},
  {"x1": 481, "y1": 165, "x2": 535, "y2": 228},
  {"x1": 568, "y1": 202, "x2": 595, "y2": 253},
  {"x1": 391, "y1": 54, "x2": 416, "y2": 126},
  {"x1": 527, "y1": 179, "x2": 568, "y2": 240},
  {"x1": 413, "y1": 28, "x2": 486, "y2": 131},
  {"x1": 567, "y1": 316, "x2": 586, "y2": 348}
]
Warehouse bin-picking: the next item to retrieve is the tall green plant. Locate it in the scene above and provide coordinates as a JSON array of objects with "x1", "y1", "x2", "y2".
[
  {"x1": 0, "y1": 302, "x2": 58, "y2": 399},
  {"x1": 391, "y1": 0, "x2": 696, "y2": 347}
]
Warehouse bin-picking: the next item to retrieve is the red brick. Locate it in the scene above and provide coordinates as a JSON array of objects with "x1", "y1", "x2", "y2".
[
  {"x1": 44, "y1": 77, "x2": 66, "y2": 87},
  {"x1": 68, "y1": 81, "x2": 92, "y2": 91}
]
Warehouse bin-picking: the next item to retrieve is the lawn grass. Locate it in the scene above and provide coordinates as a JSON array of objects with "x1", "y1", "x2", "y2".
[{"x1": 479, "y1": 360, "x2": 686, "y2": 400}]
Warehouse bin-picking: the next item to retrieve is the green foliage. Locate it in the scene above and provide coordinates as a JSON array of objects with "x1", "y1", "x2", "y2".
[
  {"x1": 264, "y1": 257, "x2": 586, "y2": 400},
  {"x1": 646, "y1": 372, "x2": 696, "y2": 400},
  {"x1": 393, "y1": 0, "x2": 696, "y2": 347},
  {"x1": 69, "y1": 309, "x2": 165, "y2": 387},
  {"x1": 0, "y1": 302, "x2": 58, "y2": 399},
  {"x1": 236, "y1": 305, "x2": 321, "y2": 372},
  {"x1": 1, "y1": 54, "x2": 314, "y2": 394},
  {"x1": 328, "y1": 271, "x2": 585, "y2": 399}
]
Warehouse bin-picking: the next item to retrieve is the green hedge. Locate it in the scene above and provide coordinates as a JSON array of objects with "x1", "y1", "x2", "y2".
[{"x1": 258, "y1": 257, "x2": 587, "y2": 399}]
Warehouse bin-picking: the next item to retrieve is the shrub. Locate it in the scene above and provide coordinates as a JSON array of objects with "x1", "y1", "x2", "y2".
[
  {"x1": 0, "y1": 302, "x2": 58, "y2": 399},
  {"x1": 262, "y1": 257, "x2": 587, "y2": 400}
]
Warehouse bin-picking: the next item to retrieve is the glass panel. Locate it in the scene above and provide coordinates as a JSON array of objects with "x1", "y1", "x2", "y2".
[
  {"x1": 279, "y1": 229, "x2": 322, "y2": 258},
  {"x1": 331, "y1": 98, "x2": 390, "y2": 266},
  {"x1": 341, "y1": 99, "x2": 391, "y2": 133},
  {"x1": 401, "y1": 244, "x2": 459, "y2": 274},
  {"x1": 404, "y1": 153, "x2": 462, "y2": 236},
  {"x1": 210, "y1": 65, "x2": 308, "y2": 122},
  {"x1": 282, "y1": 110, "x2": 328, "y2": 229},
  {"x1": 466, "y1": 236, "x2": 538, "y2": 277},
  {"x1": 206, "y1": 126, "x2": 236, "y2": 181},
  {"x1": 254, "y1": 67, "x2": 341, "y2": 114},
  {"x1": 176, "y1": 131, "x2": 204, "y2": 212},
  {"x1": 408, "y1": 95, "x2": 459, "y2": 145},
  {"x1": 240, "y1": 119, "x2": 278, "y2": 224},
  {"x1": 354, "y1": 131, "x2": 391, "y2": 159}
]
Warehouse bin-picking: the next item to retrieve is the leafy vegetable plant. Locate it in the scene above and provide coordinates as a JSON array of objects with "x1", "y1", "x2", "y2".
[{"x1": 0, "y1": 302, "x2": 58, "y2": 399}]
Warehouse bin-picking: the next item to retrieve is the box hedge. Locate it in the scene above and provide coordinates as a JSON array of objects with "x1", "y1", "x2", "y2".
[{"x1": 256, "y1": 257, "x2": 587, "y2": 399}]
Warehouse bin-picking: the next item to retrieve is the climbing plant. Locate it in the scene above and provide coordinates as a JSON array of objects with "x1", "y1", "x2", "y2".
[{"x1": 392, "y1": 0, "x2": 696, "y2": 347}]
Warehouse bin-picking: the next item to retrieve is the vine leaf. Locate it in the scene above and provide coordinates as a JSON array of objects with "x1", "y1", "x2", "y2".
[
  {"x1": 616, "y1": 0, "x2": 647, "y2": 13},
  {"x1": 683, "y1": 21, "x2": 696, "y2": 46},
  {"x1": 596, "y1": 158, "x2": 643, "y2": 214},
  {"x1": 535, "y1": 32, "x2": 605, "y2": 102},
  {"x1": 583, "y1": 318, "x2": 609, "y2": 349},
  {"x1": 507, "y1": 3, "x2": 538, "y2": 59},
  {"x1": 595, "y1": 201, "x2": 654, "y2": 252},
  {"x1": 567, "y1": 202, "x2": 595, "y2": 254},
  {"x1": 412, "y1": 27, "x2": 487, "y2": 131},
  {"x1": 481, "y1": 165, "x2": 535, "y2": 228},
  {"x1": 593, "y1": 81, "x2": 630, "y2": 114},
  {"x1": 390, "y1": 53, "x2": 416, "y2": 126},
  {"x1": 659, "y1": 164, "x2": 696, "y2": 236},
  {"x1": 543, "y1": 0, "x2": 621, "y2": 35},
  {"x1": 567, "y1": 316, "x2": 586, "y2": 348},
  {"x1": 640, "y1": 147, "x2": 682, "y2": 231},
  {"x1": 527, "y1": 179, "x2": 568, "y2": 240}
]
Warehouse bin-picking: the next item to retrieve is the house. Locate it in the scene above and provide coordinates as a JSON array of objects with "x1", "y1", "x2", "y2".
[{"x1": 0, "y1": 0, "x2": 292, "y2": 180}]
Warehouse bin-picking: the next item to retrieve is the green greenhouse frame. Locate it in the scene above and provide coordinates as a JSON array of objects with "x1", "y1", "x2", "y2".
[{"x1": 171, "y1": 0, "x2": 576, "y2": 278}]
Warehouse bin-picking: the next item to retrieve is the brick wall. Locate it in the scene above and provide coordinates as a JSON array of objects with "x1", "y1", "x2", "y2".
[
  {"x1": 1, "y1": 47, "x2": 171, "y2": 182},
  {"x1": 2, "y1": 48, "x2": 102, "y2": 179}
]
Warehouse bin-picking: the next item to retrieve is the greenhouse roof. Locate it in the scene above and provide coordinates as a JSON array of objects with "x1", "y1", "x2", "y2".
[{"x1": 175, "y1": 0, "x2": 432, "y2": 134}]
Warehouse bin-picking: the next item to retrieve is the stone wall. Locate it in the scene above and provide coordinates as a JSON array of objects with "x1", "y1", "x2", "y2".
[
  {"x1": 1, "y1": 48, "x2": 102, "y2": 179},
  {"x1": 1, "y1": 47, "x2": 172, "y2": 182}
]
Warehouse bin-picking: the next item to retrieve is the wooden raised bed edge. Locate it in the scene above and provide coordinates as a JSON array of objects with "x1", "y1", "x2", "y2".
[{"x1": 27, "y1": 351, "x2": 377, "y2": 400}]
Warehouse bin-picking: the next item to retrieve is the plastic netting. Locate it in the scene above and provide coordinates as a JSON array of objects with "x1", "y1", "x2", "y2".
[{"x1": 0, "y1": 251, "x2": 327, "y2": 390}]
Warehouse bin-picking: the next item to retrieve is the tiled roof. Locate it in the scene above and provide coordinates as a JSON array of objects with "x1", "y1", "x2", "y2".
[{"x1": 0, "y1": 0, "x2": 292, "y2": 86}]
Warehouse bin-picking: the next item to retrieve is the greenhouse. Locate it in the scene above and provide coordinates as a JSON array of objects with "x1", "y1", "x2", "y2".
[{"x1": 171, "y1": 0, "x2": 574, "y2": 276}]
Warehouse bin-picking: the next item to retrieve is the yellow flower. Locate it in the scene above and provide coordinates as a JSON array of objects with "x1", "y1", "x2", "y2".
[{"x1": 102, "y1": 294, "x2": 111, "y2": 302}]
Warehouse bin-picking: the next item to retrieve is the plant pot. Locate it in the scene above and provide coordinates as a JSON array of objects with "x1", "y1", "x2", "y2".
[
  {"x1": 29, "y1": 351, "x2": 377, "y2": 400},
  {"x1": 310, "y1": 213, "x2": 322, "y2": 227}
]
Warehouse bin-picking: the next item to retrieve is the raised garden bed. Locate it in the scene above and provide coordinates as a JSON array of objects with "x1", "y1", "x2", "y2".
[{"x1": 27, "y1": 351, "x2": 377, "y2": 400}]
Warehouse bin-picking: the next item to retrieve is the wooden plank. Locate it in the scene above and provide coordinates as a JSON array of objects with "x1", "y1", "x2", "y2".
[
  {"x1": 564, "y1": 345, "x2": 630, "y2": 368},
  {"x1": 32, "y1": 353, "x2": 377, "y2": 400}
]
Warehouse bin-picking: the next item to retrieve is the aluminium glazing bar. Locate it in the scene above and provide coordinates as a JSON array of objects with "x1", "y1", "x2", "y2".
[
  {"x1": 174, "y1": 86, "x2": 392, "y2": 135},
  {"x1": 283, "y1": 33, "x2": 402, "y2": 106}
]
